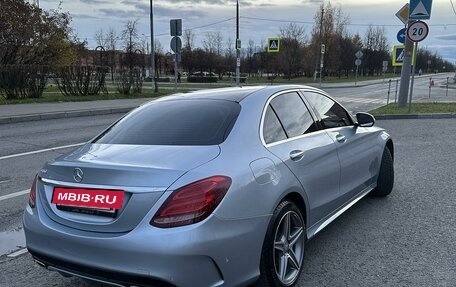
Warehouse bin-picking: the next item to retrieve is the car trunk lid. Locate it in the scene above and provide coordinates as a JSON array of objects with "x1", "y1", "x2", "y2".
[{"x1": 38, "y1": 144, "x2": 220, "y2": 233}]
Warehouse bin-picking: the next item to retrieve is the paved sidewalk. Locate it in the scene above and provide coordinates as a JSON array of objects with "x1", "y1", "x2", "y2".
[{"x1": 0, "y1": 98, "x2": 150, "y2": 124}]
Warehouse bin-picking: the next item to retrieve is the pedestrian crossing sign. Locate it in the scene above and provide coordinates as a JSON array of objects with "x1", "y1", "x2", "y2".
[
  {"x1": 392, "y1": 45, "x2": 416, "y2": 67},
  {"x1": 268, "y1": 38, "x2": 280, "y2": 53}
]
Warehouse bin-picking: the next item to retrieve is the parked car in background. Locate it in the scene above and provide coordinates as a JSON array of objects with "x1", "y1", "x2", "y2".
[{"x1": 24, "y1": 85, "x2": 394, "y2": 287}]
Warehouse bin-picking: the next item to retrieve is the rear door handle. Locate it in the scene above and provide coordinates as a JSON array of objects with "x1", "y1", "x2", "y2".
[
  {"x1": 336, "y1": 134, "x2": 346, "y2": 143},
  {"x1": 290, "y1": 150, "x2": 305, "y2": 161}
]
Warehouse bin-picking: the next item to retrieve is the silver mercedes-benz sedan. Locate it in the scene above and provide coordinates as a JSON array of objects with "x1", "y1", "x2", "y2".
[{"x1": 24, "y1": 85, "x2": 394, "y2": 287}]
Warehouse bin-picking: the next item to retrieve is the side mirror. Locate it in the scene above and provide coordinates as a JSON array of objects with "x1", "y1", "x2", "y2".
[{"x1": 355, "y1": 112, "x2": 375, "y2": 127}]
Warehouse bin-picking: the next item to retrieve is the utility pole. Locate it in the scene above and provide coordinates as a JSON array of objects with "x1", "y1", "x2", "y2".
[
  {"x1": 150, "y1": 0, "x2": 158, "y2": 93},
  {"x1": 235, "y1": 0, "x2": 241, "y2": 87},
  {"x1": 317, "y1": 7, "x2": 324, "y2": 87},
  {"x1": 235, "y1": 0, "x2": 241, "y2": 86}
]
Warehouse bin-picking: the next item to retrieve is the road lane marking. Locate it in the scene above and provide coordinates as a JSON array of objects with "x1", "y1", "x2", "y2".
[
  {"x1": 0, "y1": 190, "x2": 29, "y2": 202},
  {"x1": 0, "y1": 143, "x2": 84, "y2": 160},
  {"x1": 7, "y1": 248, "x2": 28, "y2": 258}
]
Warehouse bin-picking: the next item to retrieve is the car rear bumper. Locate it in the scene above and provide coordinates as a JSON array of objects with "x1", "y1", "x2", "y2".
[{"x1": 23, "y1": 204, "x2": 269, "y2": 287}]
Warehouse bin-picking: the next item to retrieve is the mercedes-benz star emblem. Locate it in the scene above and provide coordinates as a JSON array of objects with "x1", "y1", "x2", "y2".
[{"x1": 73, "y1": 168, "x2": 84, "y2": 183}]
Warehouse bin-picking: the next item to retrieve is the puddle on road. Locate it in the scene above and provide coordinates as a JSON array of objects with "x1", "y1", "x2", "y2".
[{"x1": 0, "y1": 227, "x2": 26, "y2": 256}]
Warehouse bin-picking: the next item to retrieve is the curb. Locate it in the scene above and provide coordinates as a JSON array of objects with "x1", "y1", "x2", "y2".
[
  {"x1": 0, "y1": 107, "x2": 135, "y2": 125},
  {"x1": 375, "y1": 113, "x2": 456, "y2": 120}
]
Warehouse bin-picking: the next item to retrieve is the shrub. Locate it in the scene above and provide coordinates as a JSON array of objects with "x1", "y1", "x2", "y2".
[
  {"x1": 187, "y1": 76, "x2": 218, "y2": 83},
  {"x1": 115, "y1": 68, "x2": 144, "y2": 95},
  {"x1": 0, "y1": 65, "x2": 48, "y2": 99},
  {"x1": 55, "y1": 66, "x2": 108, "y2": 96}
]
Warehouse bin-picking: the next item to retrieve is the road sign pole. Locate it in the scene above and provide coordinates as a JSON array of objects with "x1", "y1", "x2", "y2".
[
  {"x1": 408, "y1": 42, "x2": 418, "y2": 112},
  {"x1": 174, "y1": 53, "x2": 178, "y2": 92},
  {"x1": 398, "y1": 21, "x2": 415, "y2": 107},
  {"x1": 355, "y1": 66, "x2": 358, "y2": 86}
]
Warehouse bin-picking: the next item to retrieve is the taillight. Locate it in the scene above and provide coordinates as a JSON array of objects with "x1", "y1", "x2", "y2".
[
  {"x1": 151, "y1": 176, "x2": 232, "y2": 228},
  {"x1": 29, "y1": 175, "x2": 37, "y2": 208}
]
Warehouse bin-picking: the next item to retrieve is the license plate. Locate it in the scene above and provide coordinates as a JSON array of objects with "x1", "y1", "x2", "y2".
[{"x1": 52, "y1": 187, "x2": 124, "y2": 210}]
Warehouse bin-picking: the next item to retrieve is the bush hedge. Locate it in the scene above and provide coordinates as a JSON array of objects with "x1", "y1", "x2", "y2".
[
  {"x1": 187, "y1": 76, "x2": 218, "y2": 83},
  {"x1": 0, "y1": 65, "x2": 48, "y2": 99},
  {"x1": 55, "y1": 66, "x2": 108, "y2": 97}
]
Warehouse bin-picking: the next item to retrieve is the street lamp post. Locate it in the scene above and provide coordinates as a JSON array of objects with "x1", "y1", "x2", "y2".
[
  {"x1": 150, "y1": 0, "x2": 158, "y2": 92},
  {"x1": 235, "y1": 0, "x2": 240, "y2": 87}
]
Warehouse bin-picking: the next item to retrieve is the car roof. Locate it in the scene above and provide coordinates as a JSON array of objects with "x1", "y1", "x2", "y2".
[{"x1": 156, "y1": 85, "x2": 323, "y2": 103}]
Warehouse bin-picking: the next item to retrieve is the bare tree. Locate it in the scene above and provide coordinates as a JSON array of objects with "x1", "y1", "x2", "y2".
[
  {"x1": 363, "y1": 25, "x2": 389, "y2": 75},
  {"x1": 183, "y1": 29, "x2": 196, "y2": 50},
  {"x1": 246, "y1": 39, "x2": 256, "y2": 76},
  {"x1": 95, "y1": 29, "x2": 109, "y2": 48},
  {"x1": 309, "y1": 1, "x2": 352, "y2": 77},
  {"x1": 279, "y1": 22, "x2": 307, "y2": 79},
  {"x1": 202, "y1": 32, "x2": 221, "y2": 74},
  {"x1": 121, "y1": 19, "x2": 140, "y2": 70},
  {"x1": 364, "y1": 25, "x2": 388, "y2": 52},
  {"x1": 154, "y1": 40, "x2": 164, "y2": 77},
  {"x1": 104, "y1": 27, "x2": 119, "y2": 81}
]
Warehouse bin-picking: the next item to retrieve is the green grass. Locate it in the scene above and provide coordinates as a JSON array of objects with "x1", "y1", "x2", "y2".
[
  {"x1": 370, "y1": 103, "x2": 456, "y2": 115},
  {"x1": 0, "y1": 87, "x2": 190, "y2": 105}
]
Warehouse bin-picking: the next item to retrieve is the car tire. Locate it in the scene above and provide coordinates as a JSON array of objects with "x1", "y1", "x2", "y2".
[
  {"x1": 256, "y1": 200, "x2": 305, "y2": 287},
  {"x1": 370, "y1": 147, "x2": 394, "y2": 197}
]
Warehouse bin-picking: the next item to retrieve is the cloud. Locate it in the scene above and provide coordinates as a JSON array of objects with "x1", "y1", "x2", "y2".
[
  {"x1": 80, "y1": 0, "x2": 113, "y2": 4},
  {"x1": 434, "y1": 34, "x2": 456, "y2": 41},
  {"x1": 72, "y1": 13, "x2": 101, "y2": 19},
  {"x1": 98, "y1": 8, "x2": 145, "y2": 18}
]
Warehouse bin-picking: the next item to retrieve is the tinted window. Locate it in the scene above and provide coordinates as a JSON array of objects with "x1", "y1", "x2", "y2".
[
  {"x1": 263, "y1": 105, "x2": 287, "y2": 144},
  {"x1": 304, "y1": 92, "x2": 352, "y2": 129},
  {"x1": 94, "y1": 99, "x2": 241, "y2": 145},
  {"x1": 270, "y1": 92, "x2": 317, "y2": 138}
]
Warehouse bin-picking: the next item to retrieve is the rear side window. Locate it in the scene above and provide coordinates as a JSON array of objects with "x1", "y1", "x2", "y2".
[
  {"x1": 263, "y1": 105, "x2": 287, "y2": 144},
  {"x1": 304, "y1": 92, "x2": 352, "y2": 129},
  {"x1": 94, "y1": 99, "x2": 241, "y2": 145},
  {"x1": 263, "y1": 92, "x2": 317, "y2": 144}
]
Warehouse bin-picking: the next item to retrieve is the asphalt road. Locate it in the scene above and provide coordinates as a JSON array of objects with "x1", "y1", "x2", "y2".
[{"x1": 1, "y1": 84, "x2": 456, "y2": 286}]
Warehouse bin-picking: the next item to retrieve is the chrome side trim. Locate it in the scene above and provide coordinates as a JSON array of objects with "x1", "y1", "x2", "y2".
[
  {"x1": 40, "y1": 177, "x2": 166, "y2": 193},
  {"x1": 308, "y1": 185, "x2": 374, "y2": 239},
  {"x1": 47, "y1": 266, "x2": 125, "y2": 287}
]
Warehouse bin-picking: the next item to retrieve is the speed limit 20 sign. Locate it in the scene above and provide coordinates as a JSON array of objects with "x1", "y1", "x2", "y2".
[{"x1": 407, "y1": 20, "x2": 429, "y2": 42}]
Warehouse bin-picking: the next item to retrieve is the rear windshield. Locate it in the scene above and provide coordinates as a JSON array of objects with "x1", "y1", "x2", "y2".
[{"x1": 93, "y1": 99, "x2": 241, "y2": 145}]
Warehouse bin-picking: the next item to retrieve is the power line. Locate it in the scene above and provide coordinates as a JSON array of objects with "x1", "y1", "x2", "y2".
[
  {"x1": 241, "y1": 15, "x2": 456, "y2": 28},
  {"x1": 450, "y1": 0, "x2": 456, "y2": 16},
  {"x1": 155, "y1": 17, "x2": 235, "y2": 37},
  {"x1": 84, "y1": 17, "x2": 235, "y2": 40},
  {"x1": 242, "y1": 16, "x2": 313, "y2": 25}
]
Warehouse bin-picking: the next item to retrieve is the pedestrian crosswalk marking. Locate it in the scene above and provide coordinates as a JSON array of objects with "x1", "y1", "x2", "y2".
[{"x1": 397, "y1": 49, "x2": 404, "y2": 62}]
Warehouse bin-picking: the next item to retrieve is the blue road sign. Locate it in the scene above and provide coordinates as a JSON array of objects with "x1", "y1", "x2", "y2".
[
  {"x1": 409, "y1": 0, "x2": 432, "y2": 20},
  {"x1": 397, "y1": 28, "x2": 407, "y2": 44}
]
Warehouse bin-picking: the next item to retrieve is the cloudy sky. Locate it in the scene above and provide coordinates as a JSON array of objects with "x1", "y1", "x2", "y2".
[{"x1": 39, "y1": 0, "x2": 456, "y2": 64}]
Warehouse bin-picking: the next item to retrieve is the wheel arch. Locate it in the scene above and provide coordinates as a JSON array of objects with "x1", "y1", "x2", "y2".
[
  {"x1": 281, "y1": 192, "x2": 308, "y2": 238},
  {"x1": 385, "y1": 139, "x2": 394, "y2": 161}
]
